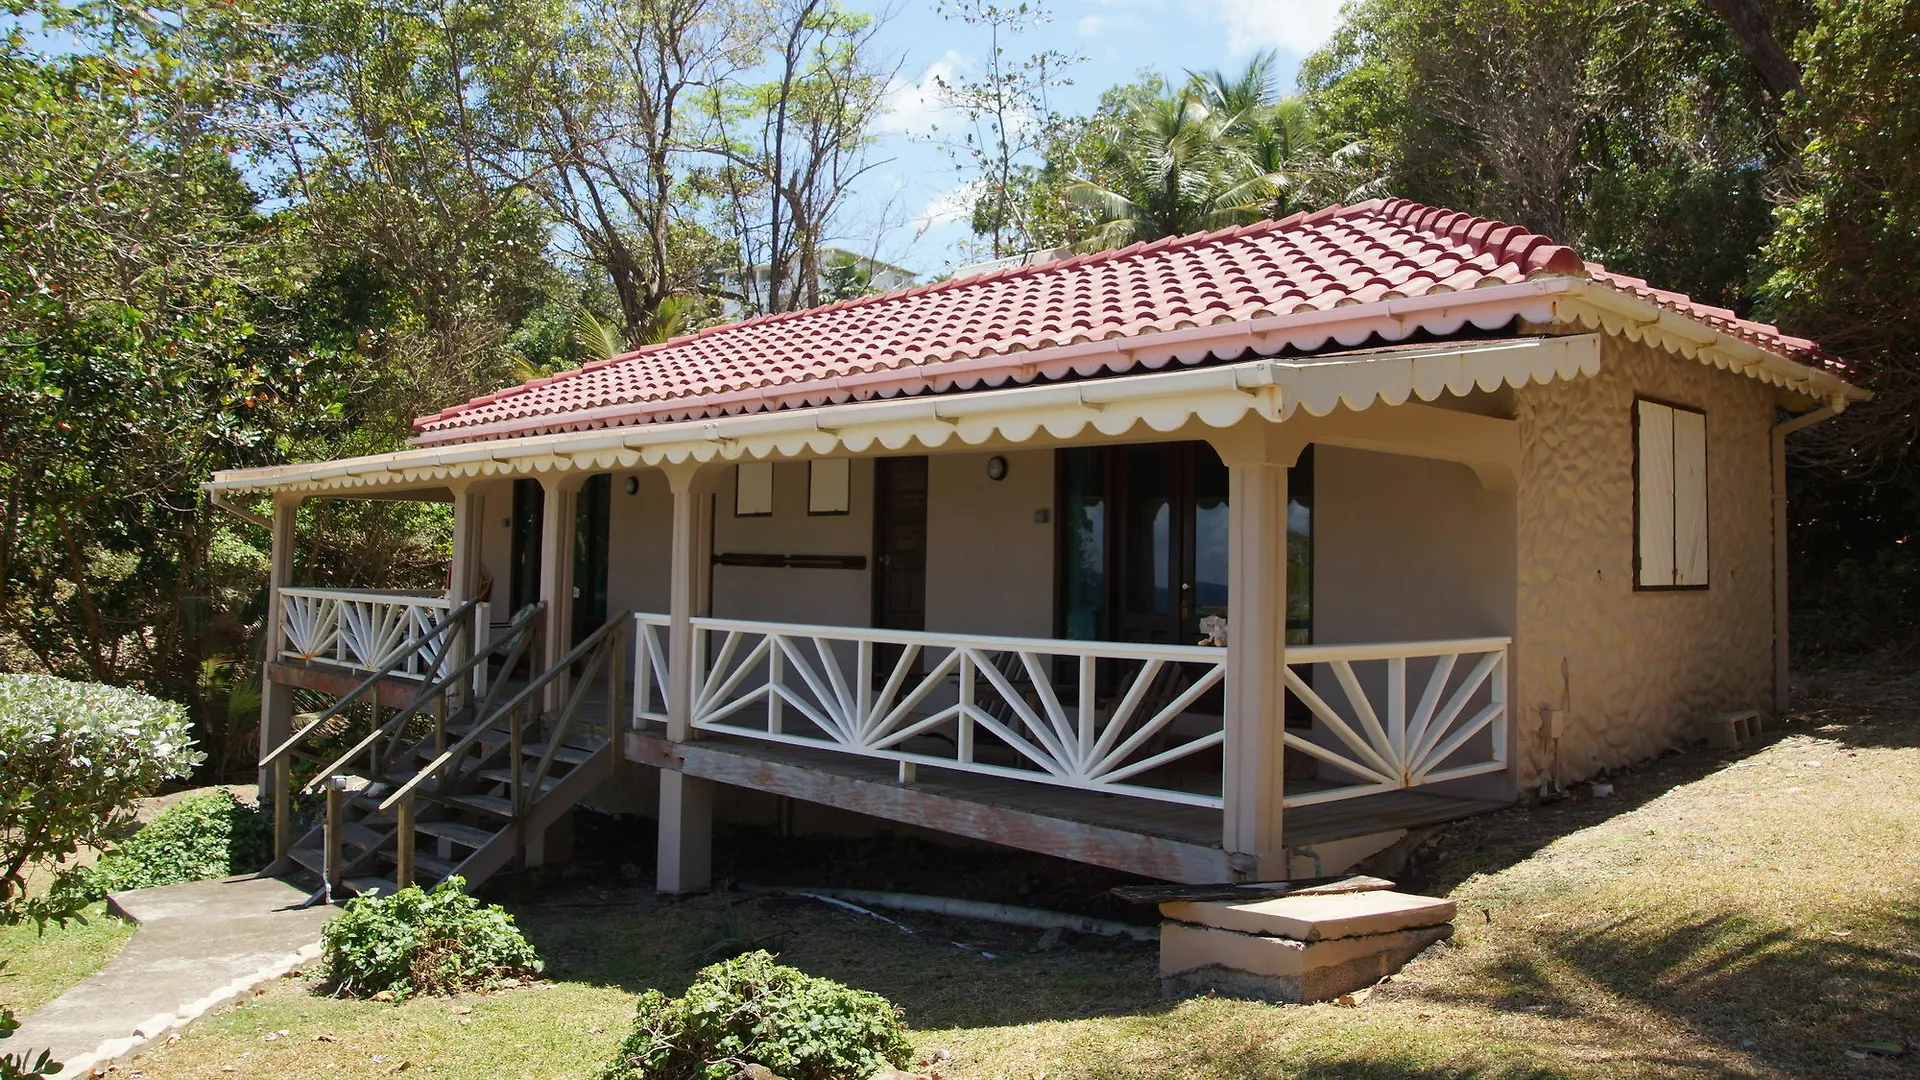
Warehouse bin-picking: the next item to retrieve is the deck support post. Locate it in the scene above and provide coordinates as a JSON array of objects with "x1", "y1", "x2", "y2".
[
  {"x1": 1216, "y1": 434, "x2": 1292, "y2": 880},
  {"x1": 657, "y1": 770, "x2": 713, "y2": 893},
  {"x1": 537, "y1": 473, "x2": 583, "y2": 712},
  {"x1": 658, "y1": 462, "x2": 722, "y2": 893},
  {"x1": 259, "y1": 493, "x2": 301, "y2": 814}
]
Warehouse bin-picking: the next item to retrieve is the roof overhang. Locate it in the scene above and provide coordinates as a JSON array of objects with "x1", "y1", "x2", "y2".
[{"x1": 207, "y1": 334, "x2": 1601, "y2": 497}]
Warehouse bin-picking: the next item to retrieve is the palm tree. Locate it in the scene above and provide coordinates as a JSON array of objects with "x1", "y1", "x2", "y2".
[{"x1": 1063, "y1": 83, "x2": 1285, "y2": 249}]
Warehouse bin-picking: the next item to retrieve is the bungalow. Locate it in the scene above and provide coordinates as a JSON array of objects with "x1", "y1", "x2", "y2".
[{"x1": 207, "y1": 198, "x2": 1865, "y2": 899}]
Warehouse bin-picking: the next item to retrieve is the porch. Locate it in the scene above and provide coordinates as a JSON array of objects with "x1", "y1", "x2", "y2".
[{"x1": 238, "y1": 342, "x2": 1558, "y2": 890}]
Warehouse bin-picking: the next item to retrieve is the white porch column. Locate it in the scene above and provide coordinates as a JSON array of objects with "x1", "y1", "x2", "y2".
[
  {"x1": 1219, "y1": 444, "x2": 1290, "y2": 880},
  {"x1": 447, "y1": 483, "x2": 486, "y2": 702},
  {"x1": 659, "y1": 461, "x2": 720, "y2": 894},
  {"x1": 258, "y1": 492, "x2": 300, "y2": 796},
  {"x1": 537, "y1": 473, "x2": 582, "y2": 711}
]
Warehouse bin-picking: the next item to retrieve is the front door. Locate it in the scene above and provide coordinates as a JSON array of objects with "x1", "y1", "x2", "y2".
[
  {"x1": 1061, "y1": 442, "x2": 1232, "y2": 646},
  {"x1": 571, "y1": 473, "x2": 612, "y2": 645},
  {"x1": 872, "y1": 456, "x2": 928, "y2": 634}
]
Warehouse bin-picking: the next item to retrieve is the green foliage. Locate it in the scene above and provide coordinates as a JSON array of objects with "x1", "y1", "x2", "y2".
[
  {"x1": 320, "y1": 877, "x2": 543, "y2": 999},
  {"x1": 79, "y1": 790, "x2": 271, "y2": 899},
  {"x1": 0, "y1": 675, "x2": 201, "y2": 927},
  {"x1": 601, "y1": 950, "x2": 913, "y2": 1080}
]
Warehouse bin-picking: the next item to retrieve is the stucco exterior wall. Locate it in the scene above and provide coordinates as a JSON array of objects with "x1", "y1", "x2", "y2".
[
  {"x1": 709, "y1": 459, "x2": 876, "y2": 627},
  {"x1": 1512, "y1": 335, "x2": 1774, "y2": 789},
  {"x1": 1313, "y1": 446, "x2": 1516, "y2": 644},
  {"x1": 925, "y1": 450, "x2": 1055, "y2": 637}
]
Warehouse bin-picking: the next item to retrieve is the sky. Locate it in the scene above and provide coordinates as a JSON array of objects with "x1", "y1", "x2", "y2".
[{"x1": 844, "y1": 0, "x2": 1347, "y2": 278}]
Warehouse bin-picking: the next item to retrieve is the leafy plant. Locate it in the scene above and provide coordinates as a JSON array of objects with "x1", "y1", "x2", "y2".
[
  {"x1": 601, "y1": 950, "x2": 913, "y2": 1080},
  {"x1": 80, "y1": 789, "x2": 272, "y2": 900},
  {"x1": 0, "y1": 675, "x2": 201, "y2": 927},
  {"x1": 320, "y1": 877, "x2": 542, "y2": 999}
]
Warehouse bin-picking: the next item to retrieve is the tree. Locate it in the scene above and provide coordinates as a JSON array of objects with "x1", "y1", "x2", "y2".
[
  {"x1": 1062, "y1": 69, "x2": 1287, "y2": 248},
  {"x1": 1300, "y1": 0, "x2": 1787, "y2": 310},
  {"x1": 0, "y1": 0, "x2": 336, "y2": 731},
  {"x1": 704, "y1": 0, "x2": 897, "y2": 314},
  {"x1": 930, "y1": 0, "x2": 1083, "y2": 258}
]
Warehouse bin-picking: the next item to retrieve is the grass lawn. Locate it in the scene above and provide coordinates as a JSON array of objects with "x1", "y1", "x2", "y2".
[{"x1": 126, "y1": 665, "x2": 1920, "y2": 1080}]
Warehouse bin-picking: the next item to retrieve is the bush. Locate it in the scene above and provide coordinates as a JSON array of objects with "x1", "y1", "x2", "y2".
[
  {"x1": 0, "y1": 674, "x2": 201, "y2": 927},
  {"x1": 601, "y1": 951, "x2": 914, "y2": 1080},
  {"x1": 81, "y1": 789, "x2": 272, "y2": 899},
  {"x1": 320, "y1": 877, "x2": 542, "y2": 999}
]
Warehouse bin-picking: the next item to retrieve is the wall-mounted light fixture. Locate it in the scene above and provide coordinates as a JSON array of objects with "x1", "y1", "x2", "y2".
[
  {"x1": 986, "y1": 455, "x2": 1010, "y2": 482},
  {"x1": 624, "y1": 475, "x2": 640, "y2": 496}
]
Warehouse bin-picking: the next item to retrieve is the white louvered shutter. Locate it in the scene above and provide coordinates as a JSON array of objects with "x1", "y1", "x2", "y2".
[
  {"x1": 1637, "y1": 400, "x2": 1676, "y2": 587},
  {"x1": 1672, "y1": 407, "x2": 1708, "y2": 586}
]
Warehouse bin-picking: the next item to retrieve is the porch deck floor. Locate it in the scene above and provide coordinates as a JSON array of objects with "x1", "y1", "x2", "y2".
[{"x1": 639, "y1": 729, "x2": 1507, "y2": 861}]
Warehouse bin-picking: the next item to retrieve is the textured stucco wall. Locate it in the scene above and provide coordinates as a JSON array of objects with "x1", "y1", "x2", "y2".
[{"x1": 1513, "y1": 335, "x2": 1774, "y2": 789}]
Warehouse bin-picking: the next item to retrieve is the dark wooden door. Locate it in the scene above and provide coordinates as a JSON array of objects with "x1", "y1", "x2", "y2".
[{"x1": 873, "y1": 456, "x2": 928, "y2": 634}]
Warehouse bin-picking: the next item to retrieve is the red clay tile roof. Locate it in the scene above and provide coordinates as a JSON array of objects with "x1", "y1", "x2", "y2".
[{"x1": 413, "y1": 198, "x2": 1845, "y2": 444}]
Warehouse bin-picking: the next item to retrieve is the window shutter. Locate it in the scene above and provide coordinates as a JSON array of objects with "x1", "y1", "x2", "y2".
[
  {"x1": 1637, "y1": 401, "x2": 1676, "y2": 587},
  {"x1": 1672, "y1": 408, "x2": 1708, "y2": 586},
  {"x1": 735, "y1": 462, "x2": 774, "y2": 516}
]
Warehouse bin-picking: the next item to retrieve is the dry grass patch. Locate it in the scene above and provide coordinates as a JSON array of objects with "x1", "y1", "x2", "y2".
[{"x1": 128, "y1": 672, "x2": 1919, "y2": 1080}]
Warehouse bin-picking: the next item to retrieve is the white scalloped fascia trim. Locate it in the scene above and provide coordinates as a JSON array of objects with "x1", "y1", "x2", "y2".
[
  {"x1": 207, "y1": 336, "x2": 1599, "y2": 495},
  {"x1": 408, "y1": 278, "x2": 1578, "y2": 445},
  {"x1": 1548, "y1": 280, "x2": 1864, "y2": 407}
]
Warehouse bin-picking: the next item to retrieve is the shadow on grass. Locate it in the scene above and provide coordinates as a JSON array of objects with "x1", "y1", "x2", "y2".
[{"x1": 1420, "y1": 901, "x2": 1920, "y2": 1079}]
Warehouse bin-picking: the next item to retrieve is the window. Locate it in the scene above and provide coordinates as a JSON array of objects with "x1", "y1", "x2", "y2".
[
  {"x1": 735, "y1": 461, "x2": 774, "y2": 517},
  {"x1": 808, "y1": 459, "x2": 850, "y2": 515},
  {"x1": 1635, "y1": 398, "x2": 1708, "y2": 589}
]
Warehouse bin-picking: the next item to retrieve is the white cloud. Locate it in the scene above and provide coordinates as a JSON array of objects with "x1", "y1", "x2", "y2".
[
  {"x1": 1188, "y1": 0, "x2": 1345, "y2": 55},
  {"x1": 912, "y1": 179, "x2": 983, "y2": 238},
  {"x1": 1076, "y1": 14, "x2": 1107, "y2": 35},
  {"x1": 876, "y1": 51, "x2": 966, "y2": 136}
]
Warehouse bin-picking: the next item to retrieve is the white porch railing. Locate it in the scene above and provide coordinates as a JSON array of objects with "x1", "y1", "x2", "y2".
[
  {"x1": 1280, "y1": 637, "x2": 1510, "y2": 808},
  {"x1": 635, "y1": 615, "x2": 1229, "y2": 808},
  {"x1": 280, "y1": 587, "x2": 454, "y2": 679}
]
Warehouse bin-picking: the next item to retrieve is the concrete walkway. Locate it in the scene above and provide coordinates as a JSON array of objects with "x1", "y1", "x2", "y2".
[{"x1": 13, "y1": 875, "x2": 335, "y2": 1079}]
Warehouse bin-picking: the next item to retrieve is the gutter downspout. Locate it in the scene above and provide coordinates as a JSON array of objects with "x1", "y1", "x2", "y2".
[
  {"x1": 208, "y1": 490, "x2": 274, "y2": 530},
  {"x1": 1772, "y1": 399, "x2": 1846, "y2": 716}
]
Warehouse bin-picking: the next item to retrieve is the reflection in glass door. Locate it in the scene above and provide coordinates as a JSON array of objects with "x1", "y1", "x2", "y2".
[{"x1": 1056, "y1": 441, "x2": 1312, "y2": 647}]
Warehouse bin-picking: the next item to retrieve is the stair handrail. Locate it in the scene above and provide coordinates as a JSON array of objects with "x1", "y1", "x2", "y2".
[
  {"x1": 261, "y1": 594, "x2": 485, "y2": 768},
  {"x1": 299, "y1": 602, "x2": 546, "y2": 795},
  {"x1": 377, "y1": 611, "x2": 631, "y2": 815},
  {"x1": 517, "y1": 614, "x2": 628, "y2": 813}
]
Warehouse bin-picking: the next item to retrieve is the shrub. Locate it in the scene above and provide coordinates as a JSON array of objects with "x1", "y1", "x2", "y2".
[
  {"x1": 0, "y1": 674, "x2": 201, "y2": 927},
  {"x1": 81, "y1": 789, "x2": 272, "y2": 899},
  {"x1": 601, "y1": 950, "x2": 913, "y2": 1080},
  {"x1": 320, "y1": 877, "x2": 542, "y2": 999}
]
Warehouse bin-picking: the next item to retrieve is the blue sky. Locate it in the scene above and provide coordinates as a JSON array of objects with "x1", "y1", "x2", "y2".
[{"x1": 845, "y1": 0, "x2": 1347, "y2": 277}]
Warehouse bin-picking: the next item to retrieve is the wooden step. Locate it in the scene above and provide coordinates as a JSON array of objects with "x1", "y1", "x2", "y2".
[
  {"x1": 476, "y1": 769, "x2": 563, "y2": 794},
  {"x1": 344, "y1": 877, "x2": 398, "y2": 899},
  {"x1": 289, "y1": 845, "x2": 325, "y2": 876},
  {"x1": 441, "y1": 793, "x2": 515, "y2": 819},
  {"x1": 521, "y1": 742, "x2": 597, "y2": 766},
  {"x1": 414, "y1": 819, "x2": 500, "y2": 849},
  {"x1": 341, "y1": 822, "x2": 388, "y2": 851},
  {"x1": 397, "y1": 850, "x2": 460, "y2": 883}
]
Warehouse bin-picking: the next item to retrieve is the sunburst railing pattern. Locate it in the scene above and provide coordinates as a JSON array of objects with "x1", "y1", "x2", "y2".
[
  {"x1": 1280, "y1": 637, "x2": 1510, "y2": 807},
  {"x1": 280, "y1": 588, "x2": 454, "y2": 679}
]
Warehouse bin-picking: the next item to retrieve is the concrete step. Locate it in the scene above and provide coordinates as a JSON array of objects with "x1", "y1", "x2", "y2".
[
  {"x1": 1161, "y1": 890, "x2": 1457, "y2": 942},
  {"x1": 414, "y1": 819, "x2": 499, "y2": 850}
]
